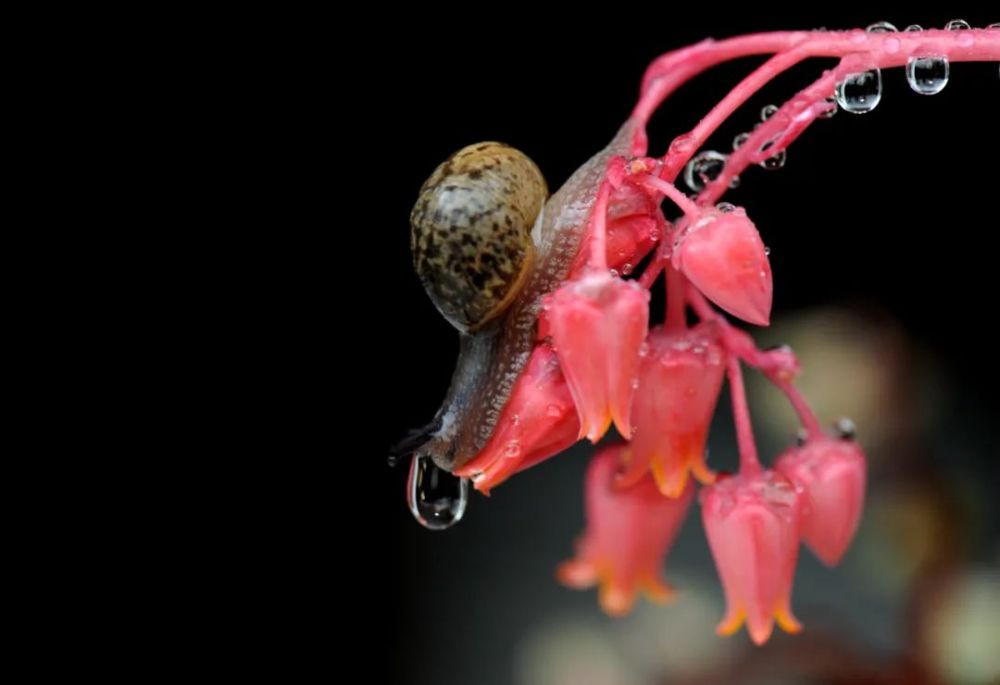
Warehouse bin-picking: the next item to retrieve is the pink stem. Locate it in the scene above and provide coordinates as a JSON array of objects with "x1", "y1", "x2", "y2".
[
  {"x1": 771, "y1": 377, "x2": 823, "y2": 439},
  {"x1": 664, "y1": 265, "x2": 686, "y2": 332},
  {"x1": 638, "y1": 174, "x2": 702, "y2": 218},
  {"x1": 727, "y1": 355, "x2": 760, "y2": 474}
]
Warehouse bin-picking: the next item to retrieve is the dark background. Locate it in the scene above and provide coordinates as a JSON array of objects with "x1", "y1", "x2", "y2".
[{"x1": 352, "y1": 10, "x2": 1000, "y2": 684}]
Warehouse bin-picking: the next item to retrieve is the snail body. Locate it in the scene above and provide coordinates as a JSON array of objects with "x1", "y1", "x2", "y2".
[{"x1": 410, "y1": 142, "x2": 547, "y2": 333}]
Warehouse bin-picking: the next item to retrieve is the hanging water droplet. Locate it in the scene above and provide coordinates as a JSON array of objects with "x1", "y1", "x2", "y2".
[
  {"x1": 906, "y1": 55, "x2": 950, "y2": 95},
  {"x1": 764, "y1": 246, "x2": 771, "y2": 256},
  {"x1": 835, "y1": 69, "x2": 882, "y2": 114},
  {"x1": 904, "y1": 24, "x2": 923, "y2": 32},
  {"x1": 866, "y1": 21, "x2": 898, "y2": 33},
  {"x1": 760, "y1": 104, "x2": 779, "y2": 121},
  {"x1": 732, "y1": 132, "x2": 751, "y2": 151},
  {"x1": 716, "y1": 202, "x2": 736, "y2": 213},
  {"x1": 728, "y1": 175, "x2": 741, "y2": 189},
  {"x1": 609, "y1": 268, "x2": 620, "y2": 278},
  {"x1": 622, "y1": 262, "x2": 634, "y2": 275},
  {"x1": 795, "y1": 427, "x2": 809, "y2": 447},
  {"x1": 988, "y1": 23, "x2": 1000, "y2": 30},
  {"x1": 834, "y1": 417, "x2": 857, "y2": 440},
  {"x1": 758, "y1": 143, "x2": 787, "y2": 170},
  {"x1": 819, "y1": 97, "x2": 838, "y2": 118},
  {"x1": 945, "y1": 19, "x2": 970, "y2": 30},
  {"x1": 683, "y1": 151, "x2": 727, "y2": 191},
  {"x1": 407, "y1": 455, "x2": 469, "y2": 530}
]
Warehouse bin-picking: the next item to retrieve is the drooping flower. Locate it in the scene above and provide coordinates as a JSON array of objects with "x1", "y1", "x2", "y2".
[
  {"x1": 672, "y1": 206, "x2": 773, "y2": 326},
  {"x1": 701, "y1": 469, "x2": 802, "y2": 645},
  {"x1": 776, "y1": 435, "x2": 867, "y2": 566},
  {"x1": 558, "y1": 444, "x2": 693, "y2": 616},
  {"x1": 541, "y1": 270, "x2": 649, "y2": 442},
  {"x1": 454, "y1": 343, "x2": 579, "y2": 494},
  {"x1": 617, "y1": 323, "x2": 726, "y2": 497}
]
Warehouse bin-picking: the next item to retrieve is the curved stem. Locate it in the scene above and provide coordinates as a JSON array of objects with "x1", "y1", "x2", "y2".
[
  {"x1": 771, "y1": 377, "x2": 823, "y2": 439},
  {"x1": 588, "y1": 181, "x2": 612, "y2": 271},
  {"x1": 638, "y1": 174, "x2": 702, "y2": 218}
]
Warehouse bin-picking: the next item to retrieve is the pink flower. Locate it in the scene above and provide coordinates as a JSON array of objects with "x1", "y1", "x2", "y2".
[
  {"x1": 541, "y1": 270, "x2": 649, "y2": 443},
  {"x1": 701, "y1": 470, "x2": 802, "y2": 645},
  {"x1": 672, "y1": 206, "x2": 773, "y2": 326},
  {"x1": 617, "y1": 323, "x2": 726, "y2": 497},
  {"x1": 454, "y1": 343, "x2": 579, "y2": 494},
  {"x1": 558, "y1": 444, "x2": 693, "y2": 616},
  {"x1": 776, "y1": 436, "x2": 867, "y2": 566}
]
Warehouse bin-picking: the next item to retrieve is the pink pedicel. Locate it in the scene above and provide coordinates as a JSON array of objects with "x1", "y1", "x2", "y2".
[
  {"x1": 672, "y1": 206, "x2": 773, "y2": 326},
  {"x1": 542, "y1": 270, "x2": 649, "y2": 443},
  {"x1": 454, "y1": 343, "x2": 579, "y2": 495},
  {"x1": 776, "y1": 436, "x2": 867, "y2": 566},
  {"x1": 558, "y1": 445, "x2": 694, "y2": 616},
  {"x1": 407, "y1": 25, "x2": 1000, "y2": 646},
  {"x1": 701, "y1": 470, "x2": 803, "y2": 645},
  {"x1": 617, "y1": 323, "x2": 726, "y2": 497}
]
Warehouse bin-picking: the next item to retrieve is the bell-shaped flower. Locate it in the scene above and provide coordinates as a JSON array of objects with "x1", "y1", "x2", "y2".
[
  {"x1": 775, "y1": 435, "x2": 866, "y2": 566},
  {"x1": 701, "y1": 469, "x2": 802, "y2": 645},
  {"x1": 617, "y1": 323, "x2": 726, "y2": 497},
  {"x1": 558, "y1": 444, "x2": 693, "y2": 616},
  {"x1": 672, "y1": 206, "x2": 772, "y2": 326},
  {"x1": 454, "y1": 343, "x2": 579, "y2": 494},
  {"x1": 541, "y1": 270, "x2": 649, "y2": 443}
]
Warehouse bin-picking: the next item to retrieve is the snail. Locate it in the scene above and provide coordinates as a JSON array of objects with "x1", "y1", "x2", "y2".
[
  {"x1": 396, "y1": 122, "x2": 636, "y2": 474},
  {"x1": 410, "y1": 142, "x2": 548, "y2": 333}
]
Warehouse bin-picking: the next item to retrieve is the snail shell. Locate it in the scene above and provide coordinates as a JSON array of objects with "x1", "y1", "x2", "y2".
[{"x1": 410, "y1": 142, "x2": 548, "y2": 333}]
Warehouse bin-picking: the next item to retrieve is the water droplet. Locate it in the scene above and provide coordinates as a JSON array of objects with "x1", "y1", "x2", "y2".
[
  {"x1": 631, "y1": 378, "x2": 640, "y2": 390},
  {"x1": 669, "y1": 134, "x2": 694, "y2": 153},
  {"x1": 988, "y1": 23, "x2": 1000, "y2": 30},
  {"x1": 819, "y1": 97, "x2": 838, "y2": 118},
  {"x1": 758, "y1": 142, "x2": 787, "y2": 170},
  {"x1": 732, "y1": 132, "x2": 751, "y2": 151},
  {"x1": 512, "y1": 413, "x2": 521, "y2": 426},
  {"x1": 945, "y1": 19, "x2": 970, "y2": 30},
  {"x1": 764, "y1": 246, "x2": 771, "y2": 256},
  {"x1": 834, "y1": 417, "x2": 857, "y2": 440},
  {"x1": 795, "y1": 428, "x2": 809, "y2": 446},
  {"x1": 835, "y1": 69, "x2": 882, "y2": 114},
  {"x1": 639, "y1": 342, "x2": 649, "y2": 357},
  {"x1": 683, "y1": 150, "x2": 727, "y2": 191},
  {"x1": 407, "y1": 455, "x2": 469, "y2": 531},
  {"x1": 728, "y1": 175, "x2": 741, "y2": 189},
  {"x1": 866, "y1": 21, "x2": 898, "y2": 33},
  {"x1": 906, "y1": 55, "x2": 950, "y2": 95},
  {"x1": 649, "y1": 228, "x2": 660, "y2": 241},
  {"x1": 760, "y1": 104, "x2": 779, "y2": 121},
  {"x1": 904, "y1": 24, "x2": 923, "y2": 32},
  {"x1": 716, "y1": 202, "x2": 736, "y2": 213},
  {"x1": 622, "y1": 262, "x2": 634, "y2": 275},
  {"x1": 546, "y1": 404, "x2": 562, "y2": 417},
  {"x1": 504, "y1": 440, "x2": 522, "y2": 458},
  {"x1": 609, "y1": 268, "x2": 619, "y2": 278}
]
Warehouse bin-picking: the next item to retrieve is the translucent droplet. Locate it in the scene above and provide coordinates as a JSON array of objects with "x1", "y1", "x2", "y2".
[
  {"x1": 904, "y1": 24, "x2": 923, "y2": 32},
  {"x1": 639, "y1": 342, "x2": 649, "y2": 357},
  {"x1": 795, "y1": 427, "x2": 809, "y2": 446},
  {"x1": 906, "y1": 55, "x2": 950, "y2": 95},
  {"x1": 407, "y1": 455, "x2": 468, "y2": 530},
  {"x1": 732, "y1": 132, "x2": 751, "y2": 151},
  {"x1": 728, "y1": 175, "x2": 741, "y2": 189},
  {"x1": 716, "y1": 202, "x2": 736, "y2": 213},
  {"x1": 945, "y1": 19, "x2": 970, "y2": 30},
  {"x1": 764, "y1": 246, "x2": 771, "y2": 256},
  {"x1": 988, "y1": 23, "x2": 1000, "y2": 30},
  {"x1": 546, "y1": 403, "x2": 562, "y2": 417},
  {"x1": 504, "y1": 440, "x2": 521, "y2": 458},
  {"x1": 835, "y1": 69, "x2": 882, "y2": 114},
  {"x1": 834, "y1": 417, "x2": 857, "y2": 440},
  {"x1": 631, "y1": 378, "x2": 640, "y2": 390},
  {"x1": 683, "y1": 150, "x2": 727, "y2": 191},
  {"x1": 819, "y1": 97, "x2": 838, "y2": 118},
  {"x1": 622, "y1": 262, "x2": 634, "y2": 275},
  {"x1": 866, "y1": 21, "x2": 898, "y2": 33},
  {"x1": 760, "y1": 104, "x2": 779, "y2": 121},
  {"x1": 758, "y1": 143, "x2": 787, "y2": 170},
  {"x1": 609, "y1": 268, "x2": 620, "y2": 278}
]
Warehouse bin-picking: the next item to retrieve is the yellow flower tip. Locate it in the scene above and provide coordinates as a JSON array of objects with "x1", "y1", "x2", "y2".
[
  {"x1": 582, "y1": 412, "x2": 614, "y2": 444},
  {"x1": 715, "y1": 608, "x2": 745, "y2": 637},
  {"x1": 689, "y1": 452, "x2": 717, "y2": 485},
  {"x1": 651, "y1": 459, "x2": 689, "y2": 499},
  {"x1": 774, "y1": 606, "x2": 802, "y2": 634},
  {"x1": 640, "y1": 575, "x2": 677, "y2": 604},
  {"x1": 598, "y1": 581, "x2": 636, "y2": 617},
  {"x1": 747, "y1": 619, "x2": 775, "y2": 646}
]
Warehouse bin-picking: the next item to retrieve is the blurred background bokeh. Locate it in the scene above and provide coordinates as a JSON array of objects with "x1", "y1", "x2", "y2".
[{"x1": 357, "y1": 9, "x2": 1000, "y2": 684}]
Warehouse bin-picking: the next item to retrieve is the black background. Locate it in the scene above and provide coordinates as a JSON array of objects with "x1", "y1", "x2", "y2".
[{"x1": 349, "y1": 11, "x2": 999, "y2": 683}]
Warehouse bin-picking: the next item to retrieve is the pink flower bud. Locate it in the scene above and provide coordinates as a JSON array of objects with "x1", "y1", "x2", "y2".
[
  {"x1": 776, "y1": 436, "x2": 867, "y2": 566},
  {"x1": 558, "y1": 445, "x2": 693, "y2": 616},
  {"x1": 673, "y1": 207, "x2": 773, "y2": 326},
  {"x1": 542, "y1": 271, "x2": 650, "y2": 442},
  {"x1": 454, "y1": 343, "x2": 579, "y2": 494},
  {"x1": 618, "y1": 323, "x2": 725, "y2": 497},
  {"x1": 701, "y1": 470, "x2": 803, "y2": 645}
]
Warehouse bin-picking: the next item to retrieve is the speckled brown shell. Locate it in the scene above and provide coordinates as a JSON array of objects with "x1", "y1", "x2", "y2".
[{"x1": 410, "y1": 142, "x2": 547, "y2": 332}]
